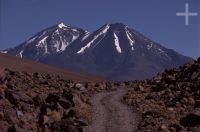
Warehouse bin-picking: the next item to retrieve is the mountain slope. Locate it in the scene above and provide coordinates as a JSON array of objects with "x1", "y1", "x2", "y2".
[
  {"x1": 2, "y1": 22, "x2": 192, "y2": 81},
  {"x1": 0, "y1": 53, "x2": 102, "y2": 82}
]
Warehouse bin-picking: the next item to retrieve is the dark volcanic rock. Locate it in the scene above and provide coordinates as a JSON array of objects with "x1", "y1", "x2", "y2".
[
  {"x1": 180, "y1": 114, "x2": 200, "y2": 127},
  {"x1": 5, "y1": 90, "x2": 33, "y2": 105},
  {"x1": 32, "y1": 95, "x2": 44, "y2": 107},
  {"x1": 45, "y1": 94, "x2": 60, "y2": 103},
  {"x1": 58, "y1": 99, "x2": 72, "y2": 109}
]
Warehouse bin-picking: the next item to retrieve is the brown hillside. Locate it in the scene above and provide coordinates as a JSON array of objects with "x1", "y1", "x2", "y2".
[{"x1": 0, "y1": 53, "x2": 103, "y2": 82}]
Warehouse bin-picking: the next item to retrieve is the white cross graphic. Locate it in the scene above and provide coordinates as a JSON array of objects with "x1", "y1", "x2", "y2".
[{"x1": 176, "y1": 3, "x2": 198, "y2": 25}]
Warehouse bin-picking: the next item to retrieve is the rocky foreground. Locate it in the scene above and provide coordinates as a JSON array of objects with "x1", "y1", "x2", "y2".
[
  {"x1": 0, "y1": 68, "x2": 117, "y2": 131},
  {"x1": 0, "y1": 58, "x2": 199, "y2": 132},
  {"x1": 124, "y1": 58, "x2": 200, "y2": 131}
]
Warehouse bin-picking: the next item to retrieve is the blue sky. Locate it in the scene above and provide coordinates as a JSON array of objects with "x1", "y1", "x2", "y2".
[{"x1": 0, "y1": 0, "x2": 199, "y2": 58}]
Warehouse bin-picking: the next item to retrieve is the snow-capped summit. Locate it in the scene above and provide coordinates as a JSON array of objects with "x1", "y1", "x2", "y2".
[
  {"x1": 58, "y1": 22, "x2": 67, "y2": 28},
  {"x1": 2, "y1": 23, "x2": 191, "y2": 80},
  {"x1": 4, "y1": 23, "x2": 88, "y2": 59},
  {"x1": 76, "y1": 22, "x2": 170, "y2": 59},
  {"x1": 77, "y1": 24, "x2": 110, "y2": 54}
]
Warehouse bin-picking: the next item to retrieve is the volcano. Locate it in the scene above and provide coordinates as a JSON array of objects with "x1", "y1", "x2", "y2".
[{"x1": 2, "y1": 23, "x2": 192, "y2": 81}]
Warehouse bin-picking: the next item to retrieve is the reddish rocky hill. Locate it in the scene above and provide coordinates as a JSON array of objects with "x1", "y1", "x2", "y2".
[
  {"x1": 0, "y1": 53, "x2": 103, "y2": 82},
  {"x1": 124, "y1": 58, "x2": 200, "y2": 131}
]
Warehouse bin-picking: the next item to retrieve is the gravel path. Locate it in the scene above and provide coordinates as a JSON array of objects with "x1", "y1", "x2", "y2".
[{"x1": 87, "y1": 89, "x2": 136, "y2": 132}]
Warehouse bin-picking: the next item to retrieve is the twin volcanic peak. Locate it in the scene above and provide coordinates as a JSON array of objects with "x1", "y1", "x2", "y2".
[{"x1": 1, "y1": 22, "x2": 192, "y2": 81}]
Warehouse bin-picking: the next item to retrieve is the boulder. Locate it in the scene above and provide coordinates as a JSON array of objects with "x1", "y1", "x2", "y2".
[
  {"x1": 59, "y1": 99, "x2": 72, "y2": 109},
  {"x1": 45, "y1": 94, "x2": 60, "y2": 103},
  {"x1": 180, "y1": 113, "x2": 200, "y2": 127},
  {"x1": 4, "y1": 90, "x2": 33, "y2": 105},
  {"x1": 32, "y1": 95, "x2": 44, "y2": 107}
]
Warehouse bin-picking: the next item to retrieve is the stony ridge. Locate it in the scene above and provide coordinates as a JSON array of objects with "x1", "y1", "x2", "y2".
[{"x1": 123, "y1": 57, "x2": 200, "y2": 131}]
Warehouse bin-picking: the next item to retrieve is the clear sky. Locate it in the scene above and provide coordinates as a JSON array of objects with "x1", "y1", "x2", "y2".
[{"x1": 0, "y1": 0, "x2": 199, "y2": 58}]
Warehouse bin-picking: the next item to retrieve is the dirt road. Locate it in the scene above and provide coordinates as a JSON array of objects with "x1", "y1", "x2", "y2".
[{"x1": 87, "y1": 89, "x2": 136, "y2": 132}]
